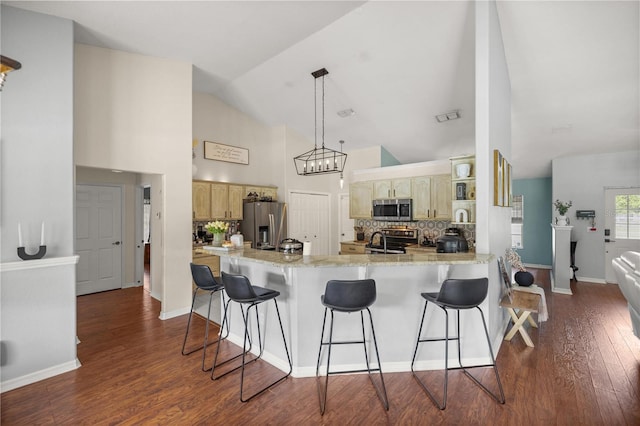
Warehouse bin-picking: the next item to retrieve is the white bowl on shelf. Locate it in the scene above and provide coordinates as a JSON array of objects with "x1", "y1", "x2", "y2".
[{"x1": 455, "y1": 163, "x2": 471, "y2": 178}]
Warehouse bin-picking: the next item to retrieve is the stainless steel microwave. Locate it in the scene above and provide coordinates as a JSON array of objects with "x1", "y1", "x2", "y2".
[{"x1": 372, "y1": 199, "x2": 413, "y2": 221}]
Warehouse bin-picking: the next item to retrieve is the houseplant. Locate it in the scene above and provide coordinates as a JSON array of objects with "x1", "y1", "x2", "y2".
[
  {"x1": 205, "y1": 220, "x2": 229, "y2": 246},
  {"x1": 553, "y1": 199, "x2": 572, "y2": 226},
  {"x1": 505, "y1": 248, "x2": 534, "y2": 286}
]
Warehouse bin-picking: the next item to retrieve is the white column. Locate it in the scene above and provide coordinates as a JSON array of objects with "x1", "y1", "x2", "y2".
[{"x1": 551, "y1": 225, "x2": 574, "y2": 294}]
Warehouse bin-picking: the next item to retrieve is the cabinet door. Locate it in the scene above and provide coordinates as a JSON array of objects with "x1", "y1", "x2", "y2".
[
  {"x1": 349, "y1": 182, "x2": 373, "y2": 219},
  {"x1": 210, "y1": 183, "x2": 229, "y2": 219},
  {"x1": 392, "y1": 178, "x2": 412, "y2": 198},
  {"x1": 262, "y1": 187, "x2": 278, "y2": 201},
  {"x1": 373, "y1": 180, "x2": 392, "y2": 199},
  {"x1": 192, "y1": 181, "x2": 211, "y2": 220},
  {"x1": 431, "y1": 174, "x2": 451, "y2": 219},
  {"x1": 411, "y1": 176, "x2": 432, "y2": 219},
  {"x1": 228, "y1": 184, "x2": 244, "y2": 220}
]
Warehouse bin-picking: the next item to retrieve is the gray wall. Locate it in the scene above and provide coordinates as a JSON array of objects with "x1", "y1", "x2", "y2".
[
  {"x1": 553, "y1": 150, "x2": 640, "y2": 281},
  {"x1": 512, "y1": 177, "x2": 553, "y2": 266},
  {"x1": 1, "y1": 6, "x2": 75, "y2": 259},
  {"x1": 1, "y1": 6, "x2": 78, "y2": 389}
]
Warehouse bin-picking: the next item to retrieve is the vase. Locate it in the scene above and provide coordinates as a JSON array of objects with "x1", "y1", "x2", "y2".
[
  {"x1": 212, "y1": 232, "x2": 224, "y2": 247},
  {"x1": 514, "y1": 271, "x2": 534, "y2": 287},
  {"x1": 556, "y1": 215, "x2": 568, "y2": 226}
]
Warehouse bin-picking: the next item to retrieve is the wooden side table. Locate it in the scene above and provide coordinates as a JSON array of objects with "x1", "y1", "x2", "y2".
[{"x1": 500, "y1": 290, "x2": 541, "y2": 347}]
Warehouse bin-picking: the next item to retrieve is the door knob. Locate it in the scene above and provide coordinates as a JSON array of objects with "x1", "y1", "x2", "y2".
[{"x1": 112, "y1": 241, "x2": 121, "y2": 245}]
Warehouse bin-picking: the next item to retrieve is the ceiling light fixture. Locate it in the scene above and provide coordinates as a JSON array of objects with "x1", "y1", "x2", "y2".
[
  {"x1": 294, "y1": 68, "x2": 347, "y2": 176},
  {"x1": 435, "y1": 110, "x2": 460, "y2": 123},
  {"x1": 1, "y1": 55, "x2": 22, "y2": 91}
]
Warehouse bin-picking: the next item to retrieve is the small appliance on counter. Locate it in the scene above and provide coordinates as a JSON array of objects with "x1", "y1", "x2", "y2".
[
  {"x1": 279, "y1": 238, "x2": 303, "y2": 254},
  {"x1": 436, "y1": 228, "x2": 469, "y2": 253}
]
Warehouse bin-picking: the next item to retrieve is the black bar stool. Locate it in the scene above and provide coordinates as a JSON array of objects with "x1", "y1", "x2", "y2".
[
  {"x1": 410, "y1": 277, "x2": 505, "y2": 409},
  {"x1": 212, "y1": 271, "x2": 292, "y2": 402},
  {"x1": 182, "y1": 263, "x2": 228, "y2": 371},
  {"x1": 315, "y1": 279, "x2": 389, "y2": 415}
]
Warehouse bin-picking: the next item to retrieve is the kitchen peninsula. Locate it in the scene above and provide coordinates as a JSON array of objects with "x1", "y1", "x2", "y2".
[{"x1": 199, "y1": 247, "x2": 497, "y2": 377}]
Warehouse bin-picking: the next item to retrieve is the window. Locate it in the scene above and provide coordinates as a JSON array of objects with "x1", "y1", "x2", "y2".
[
  {"x1": 615, "y1": 194, "x2": 640, "y2": 239},
  {"x1": 511, "y1": 195, "x2": 523, "y2": 248}
]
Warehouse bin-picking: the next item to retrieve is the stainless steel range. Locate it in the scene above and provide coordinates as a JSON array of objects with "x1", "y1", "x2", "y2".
[{"x1": 365, "y1": 227, "x2": 419, "y2": 254}]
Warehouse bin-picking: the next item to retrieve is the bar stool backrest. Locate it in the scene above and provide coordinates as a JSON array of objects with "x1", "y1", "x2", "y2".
[
  {"x1": 436, "y1": 278, "x2": 488, "y2": 309},
  {"x1": 323, "y1": 279, "x2": 377, "y2": 311},
  {"x1": 190, "y1": 263, "x2": 220, "y2": 289},
  {"x1": 221, "y1": 271, "x2": 258, "y2": 302}
]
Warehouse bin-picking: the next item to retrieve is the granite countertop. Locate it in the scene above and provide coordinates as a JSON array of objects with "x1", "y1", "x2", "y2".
[{"x1": 196, "y1": 247, "x2": 493, "y2": 268}]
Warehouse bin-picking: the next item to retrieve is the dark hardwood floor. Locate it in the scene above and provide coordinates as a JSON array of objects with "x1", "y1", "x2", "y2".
[{"x1": 2, "y1": 268, "x2": 639, "y2": 425}]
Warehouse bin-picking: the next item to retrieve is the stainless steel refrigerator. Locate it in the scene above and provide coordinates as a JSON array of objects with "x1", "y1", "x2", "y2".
[{"x1": 243, "y1": 201, "x2": 287, "y2": 250}]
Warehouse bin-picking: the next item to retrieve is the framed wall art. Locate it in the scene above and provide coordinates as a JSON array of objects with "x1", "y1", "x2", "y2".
[
  {"x1": 494, "y1": 149, "x2": 504, "y2": 206},
  {"x1": 204, "y1": 141, "x2": 249, "y2": 165}
]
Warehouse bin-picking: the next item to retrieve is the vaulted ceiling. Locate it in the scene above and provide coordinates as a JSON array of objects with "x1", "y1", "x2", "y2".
[{"x1": 6, "y1": 1, "x2": 639, "y2": 178}]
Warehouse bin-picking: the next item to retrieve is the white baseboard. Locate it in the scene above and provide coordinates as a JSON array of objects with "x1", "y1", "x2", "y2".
[
  {"x1": 524, "y1": 263, "x2": 551, "y2": 270},
  {"x1": 159, "y1": 306, "x2": 190, "y2": 320},
  {"x1": 122, "y1": 281, "x2": 142, "y2": 289},
  {"x1": 1, "y1": 358, "x2": 81, "y2": 393},
  {"x1": 576, "y1": 276, "x2": 607, "y2": 284}
]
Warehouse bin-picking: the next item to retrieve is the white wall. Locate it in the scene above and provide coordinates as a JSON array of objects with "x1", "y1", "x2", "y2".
[
  {"x1": 74, "y1": 44, "x2": 192, "y2": 317},
  {"x1": 192, "y1": 92, "x2": 284, "y2": 191},
  {"x1": 475, "y1": 0, "x2": 513, "y2": 342},
  {"x1": 0, "y1": 6, "x2": 78, "y2": 389},
  {"x1": 553, "y1": 150, "x2": 640, "y2": 281}
]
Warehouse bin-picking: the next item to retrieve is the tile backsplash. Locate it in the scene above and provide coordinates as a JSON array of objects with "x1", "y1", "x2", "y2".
[{"x1": 354, "y1": 219, "x2": 475, "y2": 246}]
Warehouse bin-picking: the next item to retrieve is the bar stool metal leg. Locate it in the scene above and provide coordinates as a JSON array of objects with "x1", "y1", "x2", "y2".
[
  {"x1": 210, "y1": 297, "x2": 255, "y2": 380},
  {"x1": 181, "y1": 287, "x2": 229, "y2": 372},
  {"x1": 315, "y1": 306, "x2": 389, "y2": 415}
]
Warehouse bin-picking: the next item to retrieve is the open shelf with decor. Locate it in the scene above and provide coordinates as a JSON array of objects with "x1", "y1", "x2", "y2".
[{"x1": 450, "y1": 154, "x2": 476, "y2": 225}]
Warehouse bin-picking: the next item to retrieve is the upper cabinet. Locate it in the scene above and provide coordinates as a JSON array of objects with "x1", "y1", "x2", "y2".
[
  {"x1": 411, "y1": 174, "x2": 451, "y2": 220},
  {"x1": 372, "y1": 178, "x2": 412, "y2": 199},
  {"x1": 244, "y1": 185, "x2": 278, "y2": 201},
  {"x1": 350, "y1": 181, "x2": 373, "y2": 219},
  {"x1": 193, "y1": 181, "x2": 278, "y2": 221},
  {"x1": 450, "y1": 155, "x2": 476, "y2": 224},
  {"x1": 192, "y1": 181, "x2": 212, "y2": 220}
]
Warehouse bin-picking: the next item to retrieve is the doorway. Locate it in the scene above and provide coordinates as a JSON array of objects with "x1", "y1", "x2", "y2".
[
  {"x1": 338, "y1": 193, "x2": 354, "y2": 251},
  {"x1": 604, "y1": 187, "x2": 640, "y2": 283}
]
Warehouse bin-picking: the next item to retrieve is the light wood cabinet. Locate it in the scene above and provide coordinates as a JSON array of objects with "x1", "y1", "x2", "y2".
[
  {"x1": 372, "y1": 178, "x2": 412, "y2": 199},
  {"x1": 349, "y1": 181, "x2": 373, "y2": 219},
  {"x1": 411, "y1": 174, "x2": 451, "y2": 220},
  {"x1": 192, "y1": 181, "x2": 212, "y2": 220},
  {"x1": 450, "y1": 155, "x2": 476, "y2": 224},
  {"x1": 340, "y1": 242, "x2": 366, "y2": 255},
  {"x1": 193, "y1": 181, "x2": 277, "y2": 221},
  {"x1": 244, "y1": 185, "x2": 278, "y2": 201},
  {"x1": 210, "y1": 183, "x2": 229, "y2": 219},
  {"x1": 228, "y1": 184, "x2": 244, "y2": 220}
]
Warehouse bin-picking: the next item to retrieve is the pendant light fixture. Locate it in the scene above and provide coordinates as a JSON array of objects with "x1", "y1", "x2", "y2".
[
  {"x1": 294, "y1": 68, "x2": 347, "y2": 176},
  {"x1": 0, "y1": 55, "x2": 22, "y2": 91}
]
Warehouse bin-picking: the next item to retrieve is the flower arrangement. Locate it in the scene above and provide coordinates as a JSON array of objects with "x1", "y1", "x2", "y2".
[
  {"x1": 505, "y1": 248, "x2": 526, "y2": 272},
  {"x1": 205, "y1": 220, "x2": 229, "y2": 234},
  {"x1": 553, "y1": 199, "x2": 572, "y2": 216}
]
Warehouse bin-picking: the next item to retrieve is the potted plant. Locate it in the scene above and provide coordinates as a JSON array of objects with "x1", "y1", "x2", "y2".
[
  {"x1": 205, "y1": 220, "x2": 229, "y2": 247},
  {"x1": 505, "y1": 248, "x2": 534, "y2": 286},
  {"x1": 553, "y1": 199, "x2": 572, "y2": 226}
]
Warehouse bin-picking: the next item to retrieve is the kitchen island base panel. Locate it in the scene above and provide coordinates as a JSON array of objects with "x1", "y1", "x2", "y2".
[{"x1": 218, "y1": 253, "x2": 500, "y2": 378}]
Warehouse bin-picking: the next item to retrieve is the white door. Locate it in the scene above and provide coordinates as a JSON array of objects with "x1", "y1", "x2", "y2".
[
  {"x1": 288, "y1": 192, "x2": 330, "y2": 255},
  {"x1": 339, "y1": 193, "x2": 354, "y2": 249},
  {"x1": 76, "y1": 185, "x2": 123, "y2": 295},
  {"x1": 604, "y1": 187, "x2": 640, "y2": 283}
]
